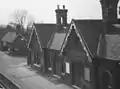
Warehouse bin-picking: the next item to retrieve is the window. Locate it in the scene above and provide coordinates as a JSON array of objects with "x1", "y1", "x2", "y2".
[
  {"x1": 66, "y1": 62, "x2": 70, "y2": 74},
  {"x1": 84, "y1": 67, "x2": 90, "y2": 81},
  {"x1": 61, "y1": 17, "x2": 63, "y2": 24},
  {"x1": 3, "y1": 42, "x2": 7, "y2": 46},
  {"x1": 103, "y1": 71, "x2": 113, "y2": 88},
  {"x1": 21, "y1": 38, "x2": 24, "y2": 40}
]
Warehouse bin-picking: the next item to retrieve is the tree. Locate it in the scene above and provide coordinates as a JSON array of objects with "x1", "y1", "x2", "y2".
[
  {"x1": 13, "y1": 10, "x2": 27, "y2": 26},
  {"x1": 10, "y1": 9, "x2": 35, "y2": 34}
]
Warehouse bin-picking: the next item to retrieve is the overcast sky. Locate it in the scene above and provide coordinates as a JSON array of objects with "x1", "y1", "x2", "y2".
[{"x1": 0, "y1": 0, "x2": 119, "y2": 25}]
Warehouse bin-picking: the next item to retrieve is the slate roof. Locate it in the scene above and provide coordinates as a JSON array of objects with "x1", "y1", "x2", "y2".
[
  {"x1": 0, "y1": 29, "x2": 8, "y2": 41},
  {"x1": 50, "y1": 33, "x2": 66, "y2": 50},
  {"x1": 47, "y1": 24, "x2": 70, "y2": 49},
  {"x1": 12, "y1": 35, "x2": 27, "y2": 49},
  {"x1": 1, "y1": 32, "x2": 17, "y2": 43},
  {"x1": 0, "y1": 26, "x2": 16, "y2": 41},
  {"x1": 72, "y1": 19, "x2": 104, "y2": 57},
  {"x1": 57, "y1": 24, "x2": 70, "y2": 33},
  {"x1": 106, "y1": 23, "x2": 120, "y2": 34},
  {"x1": 34, "y1": 24, "x2": 56, "y2": 48}
]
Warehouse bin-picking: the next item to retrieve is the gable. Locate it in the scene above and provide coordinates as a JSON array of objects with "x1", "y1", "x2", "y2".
[
  {"x1": 50, "y1": 33, "x2": 66, "y2": 50},
  {"x1": 34, "y1": 24, "x2": 56, "y2": 48},
  {"x1": 60, "y1": 19, "x2": 103, "y2": 62},
  {"x1": 11, "y1": 36, "x2": 26, "y2": 49},
  {"x1": 64, "y1": 28, "x2": 84, "y2": 51},
  {"x1": 28, "y1": 29, "x2": 38, "y2": 49},
  {"x1": 74, "y1": 20, "x2": 103, "y2": 57},
  {"x1": 66, "y1": 50, "x2": 87, "y2": 62},
  {"x1": 27, "y1": 26, "x2": 42, "y2": 51},
  {"x1": 62, "y1": 27, "x2": 90, "y2": 62}
]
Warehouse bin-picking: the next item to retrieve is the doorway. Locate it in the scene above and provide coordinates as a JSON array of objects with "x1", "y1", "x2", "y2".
[
  {"x1": 72, "y1": 62, "x2": 82, "y2": 87},
  {"x1": 101, "y1": 71, "x2": 113, "y2": 89}
]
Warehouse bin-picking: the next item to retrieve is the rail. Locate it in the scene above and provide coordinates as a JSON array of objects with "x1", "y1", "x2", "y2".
[{"x1": 0, "y1": 73, "x2": 20, "y2": 89}]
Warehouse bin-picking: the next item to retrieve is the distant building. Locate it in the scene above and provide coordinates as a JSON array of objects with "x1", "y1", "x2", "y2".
[
  {"x1": 0, "y1": 25, "x2": 28, "y2": 56},
  {"x1": 1, "y1": 31, "x2": 28, "y2": 56}
]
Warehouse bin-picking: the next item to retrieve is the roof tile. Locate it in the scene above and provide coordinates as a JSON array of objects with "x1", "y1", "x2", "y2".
[
  {"x1": 1, "y1": 32, "x2": 17, "y2": 43},
  {"x1": 50, "y1": 33, "x2": 66, "y2": 50},
  {"x1": 73, "y1": 19, "x2": 103, "y2": 56},
  {"x1": 34, "y1": 24, "x2": 56, "y2": 48}
]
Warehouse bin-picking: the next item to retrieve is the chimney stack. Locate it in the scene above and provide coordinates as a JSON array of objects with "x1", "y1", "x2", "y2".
[
  {"x1": 100, "y1": 0, "x2": 119, "y2": 23},
  {"x1": 55, "y1": 5, "x2": 68, "y2": 26}
]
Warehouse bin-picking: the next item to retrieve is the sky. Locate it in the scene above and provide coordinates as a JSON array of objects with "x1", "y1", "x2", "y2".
[{"x1": 0, "y1": 0, "x2": 119, "y2": 25}]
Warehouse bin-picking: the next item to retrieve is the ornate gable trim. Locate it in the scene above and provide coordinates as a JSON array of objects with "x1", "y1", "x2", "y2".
[{"x1": 60, "y1": 19, "x2": 92, "y2": 63}]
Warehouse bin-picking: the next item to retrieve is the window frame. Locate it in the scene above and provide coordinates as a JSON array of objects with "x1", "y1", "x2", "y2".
[{"x1": 84, "y1": 67, "x2": 91, "y2": 82}]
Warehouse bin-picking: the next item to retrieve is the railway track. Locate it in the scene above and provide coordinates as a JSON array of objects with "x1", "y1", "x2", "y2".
[
  {"x1": 0, "y1": 73, "x2": 19, "y2": 89},
  {"x1": 0, "y1": 81, "x2": 7, "y2": 89}
]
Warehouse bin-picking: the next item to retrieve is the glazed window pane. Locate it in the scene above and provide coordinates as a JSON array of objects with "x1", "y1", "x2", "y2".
[
  {"x1": 66, "y1": 62, "x2": 70, "y2": 74},
  {"x1": 84, "y1": 67, "x2": 90, "y2": 81}
]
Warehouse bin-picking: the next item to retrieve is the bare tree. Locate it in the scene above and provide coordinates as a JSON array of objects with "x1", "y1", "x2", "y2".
[
  {"x1": 10, "y1": 9, "x2": 35, "y2": 34},
  {"x1": 13, "y1": 10, "x2": 27, "y2": 25}
]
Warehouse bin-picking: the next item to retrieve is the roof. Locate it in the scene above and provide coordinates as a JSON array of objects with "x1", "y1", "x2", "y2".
[
  {"x1": 50, "y1": 33, "x2": 66, "y2": 50},
  {"x1": 0, "y1": 29, "x2": 7, "y2": 40},
  {"x1": 47, "y1": 24, "x2": 70, "y2": 48},
  {"x1": 106, "y1": 23, "x2": 120, "y2": 34},
  {"x1": 0, "y1": 26, "x2": 16, "y2": 40},
  {"x1": 57, "y1": 24, "x2": 70, "y2": 33},
  {"x1": 73, "y1": 19, "x2": 103, "y2": 56},
  {"x1": 12, "y1": 35, "x2": 27, "y2": 49},
  {"x1": 34, "y1": 24, "x2": 56, "y2": 48},
  {"x1": 1, "y1": 32, "x2": 17, "y2": 43},
  {"x1": 61, "y1": 19, "x2": 103, "y2": 57}
]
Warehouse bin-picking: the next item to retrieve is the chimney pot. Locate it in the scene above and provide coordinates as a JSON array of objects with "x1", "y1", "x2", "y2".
[
  {"x1": 57, "y1": 5, "x2": 60, "y2": 9},
  {"x1": 63, "y1": 5, "x2": 65, "y2": 9}
]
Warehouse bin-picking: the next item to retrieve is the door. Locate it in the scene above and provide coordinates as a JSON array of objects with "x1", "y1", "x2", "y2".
[
  {"x1": 27, "y1": 50, "x2": 31, "y2": 65},
  {"x1": 31, "y1": 51, "x2": 34, "y2": 65},
  {"x1": 36, "y1": 52, "x2": 40, "y2": 64},
  {"x1": 101, "y1": 71, "x2": 113, "y2": 89},
  {"x1": 48, "y1": 52, "x2": 55, "y2": 72},
  {"x1": 72, "y1": 62, "x2": 82, "y2": 87}
]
